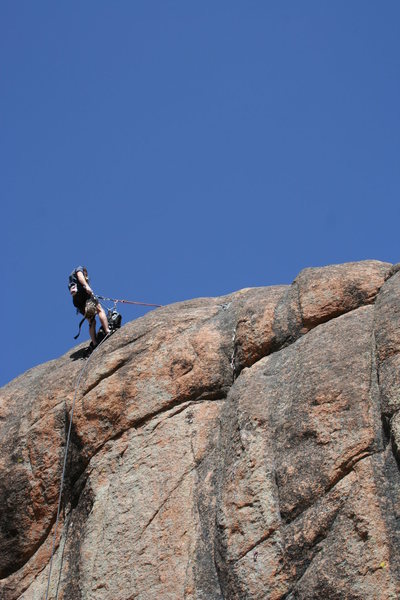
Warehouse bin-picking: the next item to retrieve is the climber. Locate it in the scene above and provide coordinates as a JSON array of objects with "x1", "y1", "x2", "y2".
[{"x1": 68, "y1": 266, "x2": 110, "y2": 347}]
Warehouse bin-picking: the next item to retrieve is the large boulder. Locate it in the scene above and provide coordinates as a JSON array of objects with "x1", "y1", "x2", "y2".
[{"x1": 1, "y1": 260, "x2": 399, "y2": 599}]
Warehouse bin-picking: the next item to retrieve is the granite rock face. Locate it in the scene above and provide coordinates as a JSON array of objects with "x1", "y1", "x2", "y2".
[{"x1": 1, "y1": 260, "x2": 400, "y2": 599}]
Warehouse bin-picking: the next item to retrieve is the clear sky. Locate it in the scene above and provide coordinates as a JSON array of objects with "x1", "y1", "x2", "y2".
[{"x1": 1, "y1": 1, "x2": 399, "y2": 387}]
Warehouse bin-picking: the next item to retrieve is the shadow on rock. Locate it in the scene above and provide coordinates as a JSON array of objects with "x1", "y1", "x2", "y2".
[{"x1": 69, "y1": 347, "x2": 91, "y2": 361}]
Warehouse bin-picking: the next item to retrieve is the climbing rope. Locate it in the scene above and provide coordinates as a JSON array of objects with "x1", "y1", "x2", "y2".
[
  {"x1": 97, "y1": 295, "x2": 162, "y2": 308},
  {"x1": 45, "y1": 293, "x2": 161, "y2": 597},
  {"x1": 44, "y1": 334, "x2": 110, "y2": 600}
]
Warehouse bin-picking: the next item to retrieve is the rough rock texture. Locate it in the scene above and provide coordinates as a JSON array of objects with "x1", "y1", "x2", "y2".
[{"x1": 1, "y1": 260, "x2": 400, "y2": 599}]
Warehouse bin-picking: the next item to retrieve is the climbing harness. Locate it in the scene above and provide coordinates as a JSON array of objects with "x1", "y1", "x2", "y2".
[{"x1": 44, "y1": 334, "x2": 110, "y2": 600}]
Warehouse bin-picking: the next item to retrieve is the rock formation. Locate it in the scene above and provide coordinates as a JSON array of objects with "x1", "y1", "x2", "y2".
[{"x1": 1, "y1": 260, "x2": 400, "y2": 599}]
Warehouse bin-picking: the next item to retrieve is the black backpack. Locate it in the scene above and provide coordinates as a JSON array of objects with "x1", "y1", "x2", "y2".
[
  {"x1": 96, "y1": 308, "x2": 122, "y2": 342},
  {"x1": 107, "y1": 308, "x2": 122, "y2": 331}
]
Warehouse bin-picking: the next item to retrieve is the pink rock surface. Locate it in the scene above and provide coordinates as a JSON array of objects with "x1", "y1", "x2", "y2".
[{"x1": 1, "y1": 259, "x2": 399, "y2": 600}]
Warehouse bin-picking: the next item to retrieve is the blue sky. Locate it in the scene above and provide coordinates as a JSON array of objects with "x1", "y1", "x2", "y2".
[{"x1": 1, "y1": 1, "x2": 399, "y2": 386}]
